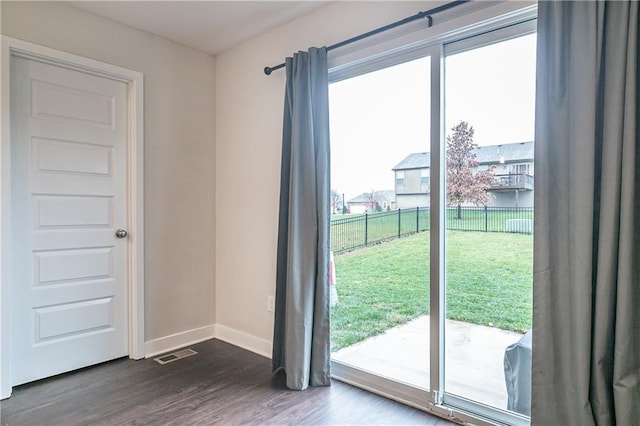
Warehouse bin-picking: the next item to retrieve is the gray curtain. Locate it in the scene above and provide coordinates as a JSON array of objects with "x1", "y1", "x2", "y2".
[
  {"x1": 533, "y1": 2, "x2": 639, "y2": 425},
  {"x1": 272, "y1": 47, "x2": 331, "y2": 391}
]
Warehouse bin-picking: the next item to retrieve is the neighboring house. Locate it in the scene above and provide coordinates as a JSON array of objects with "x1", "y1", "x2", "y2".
[
  {"x1": 392, "y1": 141, "x2": 534, "y2": 209},
  {"x1": 347, "y1": 190, "x2": 397, "y2": 214},
  {"x1": 475, "y1": 142, "x2": 534, "y2": 208},
  {"x1": 392, "y1": 152, "x2": 432, "y2": 209}
]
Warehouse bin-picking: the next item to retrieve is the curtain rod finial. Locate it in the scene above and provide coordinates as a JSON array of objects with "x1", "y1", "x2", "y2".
[{"x1": 264, "y1": 66, "x2": 272, "y2": 75}]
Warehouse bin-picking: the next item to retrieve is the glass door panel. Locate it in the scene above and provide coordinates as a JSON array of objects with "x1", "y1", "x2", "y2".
[
  {"x1": 325, "y1": 10, "x2": 537, "y2": 425},
  {"x1": 329, "y1": 56, "x2": 432, "y2": 390},
  {"x1": 443, "y1": 31, "x2": 536, "y2": 416}
]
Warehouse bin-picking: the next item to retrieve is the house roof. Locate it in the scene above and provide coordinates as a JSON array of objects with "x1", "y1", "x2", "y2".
[
  {"x1": 348, "y1": 190, "x2": 396, "y2": 204},
  {"x1": 392, "y1": 152, "x2": 430, "y2": 170},
  {"x1": 474, "y1": 141, "x2": 534, "y2": 164},
  {"x1": 375, "y1": 190, "x2": 396, "y2": 203},
  {"x1": 392, "y1": 141, "x2": 534, "y2": 170}
]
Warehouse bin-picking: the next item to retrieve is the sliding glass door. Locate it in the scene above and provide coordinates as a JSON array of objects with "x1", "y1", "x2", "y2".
[
  {"x1": 329, "y1": 9, "x2": 537, "y2": 426},
  {"x1": 441, "y1": 26, "x2": 536, "y2": 424},
  {"x1": 329, "y1": 56, "x2": 432, "y2": 394}
]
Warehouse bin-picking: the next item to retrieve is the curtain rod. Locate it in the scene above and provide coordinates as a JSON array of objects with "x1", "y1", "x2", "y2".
[{"x1": 263, "y1": 0, "x2": 469, "y2": 75}]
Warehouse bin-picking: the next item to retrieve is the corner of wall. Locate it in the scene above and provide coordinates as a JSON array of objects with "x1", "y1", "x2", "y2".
[
  {"x1": 214, "y1": 324, "x2": 272, "y2": 359},
  {"x1": 142, "y1": 323, "x2": 272, "y2": 361},
  {"x1": 145, "y1": 324, "x2": 216, "y2": 358}
]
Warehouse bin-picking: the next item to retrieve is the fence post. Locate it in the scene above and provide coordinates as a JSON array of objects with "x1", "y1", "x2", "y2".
[
  {"x1": 364, "y1": 213, "x2": 368, "y2": 246},
  {"x1": 398, "y1": 209, "x2": 401, "y2": 238},
  {"x1": 485, "y1": 206, "x2": 488, "y2": 232},
  {"x1": 416, "y1": 206, "x2": 419, "y2": 233}
]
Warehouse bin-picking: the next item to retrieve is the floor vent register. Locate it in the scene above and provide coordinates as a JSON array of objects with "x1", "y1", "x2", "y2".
[{"x1": 154, "y1": 348, "x2": 198, "y2": 365}]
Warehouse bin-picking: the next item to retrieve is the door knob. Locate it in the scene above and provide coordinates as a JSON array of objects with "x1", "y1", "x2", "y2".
[{"x1": 115, "y1": 229, "x2": 128, "y2": 239}]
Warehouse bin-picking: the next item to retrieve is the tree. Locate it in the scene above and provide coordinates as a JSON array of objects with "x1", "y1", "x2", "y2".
[
  {"x1": 331, "y1": 189, "x2": 342, "y2": 214},
  {"x1": 446, "y1": 121, "x2": 495, "y2": 219},
  {"x1": 331, "y1": 189, "x2": 347, "y2": 214},
  {"x1": 363, "y1": 190, "x2": 379, "y2": 212}
]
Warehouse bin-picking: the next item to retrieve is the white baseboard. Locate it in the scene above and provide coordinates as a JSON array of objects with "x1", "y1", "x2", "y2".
[
  {"x1": 144, "y1": 324, "x2": 216, "y2": 358},
  {"x1": 144, "y1": 323, "x2": 272, "y2": 360},
  {"x1": 214, "y1": 324, "x2": 272, "y2": 359}
]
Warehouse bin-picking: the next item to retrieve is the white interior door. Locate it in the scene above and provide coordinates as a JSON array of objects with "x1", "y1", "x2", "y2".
[{"x1": 10, "y1": 55, "x2": 129, "y2": 385}]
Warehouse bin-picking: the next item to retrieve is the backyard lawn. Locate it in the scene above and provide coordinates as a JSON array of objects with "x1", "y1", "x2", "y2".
[{"x1": 330, "y1": 230, "x2": 533, "y2": 352}]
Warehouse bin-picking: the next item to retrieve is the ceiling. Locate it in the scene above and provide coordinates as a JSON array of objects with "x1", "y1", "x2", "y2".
[{"x1": 66, "y1": 1, "x2": 329, "y2": 56}]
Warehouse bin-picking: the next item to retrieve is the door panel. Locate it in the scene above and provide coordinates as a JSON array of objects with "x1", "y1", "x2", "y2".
[
  {"x1": 11, "y1": 56, "x2": 128, "y2": 385},
  {"x1": 33, "y1": 137, "x2": 113, "y2": 176},
  {"x1": 329, "y1": 56, "x2": 432, "y2": 391},
  {"x1": 34, "y1": 247, "x2": 113, "y2": 284},
  {"x1": 442, "y1": 29, "x2": 535, "y2": 420},
  {"x1": 35, "y1": 195, "x2": 113, "y2": 228}
]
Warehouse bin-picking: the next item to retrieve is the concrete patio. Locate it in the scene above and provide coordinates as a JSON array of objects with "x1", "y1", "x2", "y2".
[{"x1": 332, "y1": 315, "x2": 524, "y2": 410}]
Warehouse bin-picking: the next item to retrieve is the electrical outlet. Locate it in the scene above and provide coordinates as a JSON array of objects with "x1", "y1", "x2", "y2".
[{"x1": 267, "y1": 295, "x2": 275, "y2": 312}]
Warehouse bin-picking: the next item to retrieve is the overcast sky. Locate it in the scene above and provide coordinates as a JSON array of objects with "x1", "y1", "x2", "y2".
[{"x1": 329, "y1": 33, "x2": 537, "y2": 201}]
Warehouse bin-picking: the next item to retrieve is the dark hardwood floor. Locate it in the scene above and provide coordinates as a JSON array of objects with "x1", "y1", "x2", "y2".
[{"x1": 1, "y1": 339, "x2": 451, "y2": 425}]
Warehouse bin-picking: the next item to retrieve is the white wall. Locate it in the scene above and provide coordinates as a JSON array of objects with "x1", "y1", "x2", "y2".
[
  {"x1": 1, "y1": 1, "x2": 216, "y2": 343},
  {"x1": 0, "y1": 0, "x2": 528, "y2": 363},
  {"x1": 215, "y1": 1, "x2": 444, "y2": 349},
  {"x1": 397, "y1": 194, "x2": 430, "y2": 209}
]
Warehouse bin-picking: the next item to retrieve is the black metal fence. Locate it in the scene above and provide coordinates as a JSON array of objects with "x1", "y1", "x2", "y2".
[{"x1": 331, "y1": 206, "x2": 533, "y2": 253}]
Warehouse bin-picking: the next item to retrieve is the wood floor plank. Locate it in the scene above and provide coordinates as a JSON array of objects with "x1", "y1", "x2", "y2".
[{"x1": 1, "y1": 339, "x2": 451, "y2": 425}]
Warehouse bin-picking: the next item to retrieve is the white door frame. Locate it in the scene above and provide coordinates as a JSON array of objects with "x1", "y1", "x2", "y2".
[{"x1": 0, "y1": 36, "x2": 145, "y2": 399}]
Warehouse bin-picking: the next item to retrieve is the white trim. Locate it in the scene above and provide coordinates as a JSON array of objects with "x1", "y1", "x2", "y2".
[
  {"x1": 329, "y1": 3, "x2": 537, "y2": 83},
  {"x1": 145, "y1": 325, "x2": 216, "y2": 358},
  {"x1": 444, "y1": 393, "x2": 530, "y2": 426},
  {"x1": 429, "y1": 42, "x2": 446, "y2": 398},
  {"x1": 443, "y1": 17, "x2": 537, "y2": 57},
  {"x1": 126, "y1": 50, "x2": 145, "y2": 361},
  {"x1": 331, "y1": 361, "x2": 431, "y2": 410},
  {"x1": 214, "y1": 324, "x2": 272, "y2": 359},
  {"x1": 0, "y1": 36, "x2": 13, "y2": 400},
  {"x1": 331, "y1": 362, "x2": 501, "y2": 426},
  {"x1": 146, "y1": 324, "x2": 272, "y2": 360},
  {"x1": 0, "y1": 36, "x2": 144, "y2": 399}
]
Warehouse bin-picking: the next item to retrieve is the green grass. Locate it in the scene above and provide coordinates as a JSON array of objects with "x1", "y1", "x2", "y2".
[{"x1": 330, "y1": 231, "x2": 533, "y2": 352}]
